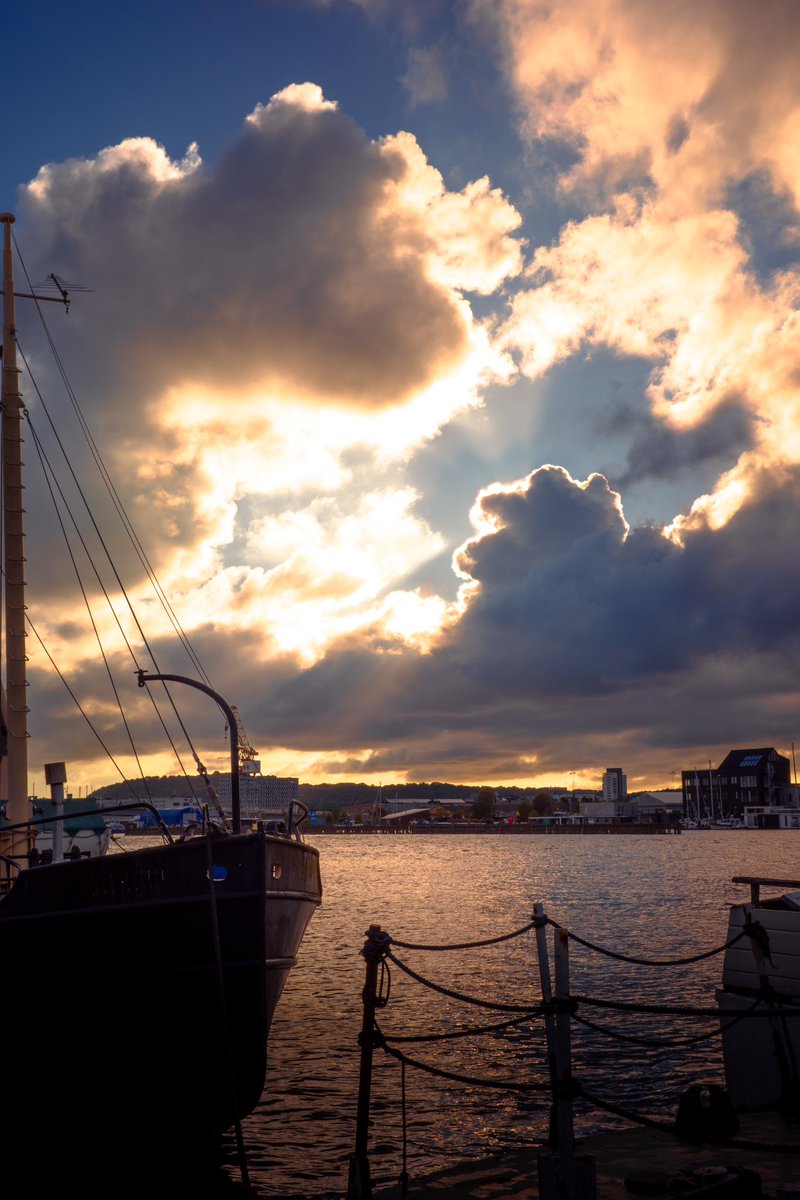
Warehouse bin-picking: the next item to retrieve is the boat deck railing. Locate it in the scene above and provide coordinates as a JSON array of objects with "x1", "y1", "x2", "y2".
[
  {"x1": 0, "y1": 801, "x2": 177, "y2": 890},
  {"x1": 732, "y1": 875, "x2": 800, "y2": 903}
]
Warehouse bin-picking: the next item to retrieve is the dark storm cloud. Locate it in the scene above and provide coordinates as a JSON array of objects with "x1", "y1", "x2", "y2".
[
  {"x1": 607, "y1": 395, "x2": 757, "y2": 490},
  {"x1": 241, "y1": 464, "x2": 800, "y2": 780},
  {"x1": 38, "y1": 461, "x2": 800, "y2": 783}
]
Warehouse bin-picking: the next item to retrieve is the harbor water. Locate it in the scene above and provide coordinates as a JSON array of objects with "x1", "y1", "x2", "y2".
[{"x1": 117, "y1": 830, "x2": 800, "y2": 1196}]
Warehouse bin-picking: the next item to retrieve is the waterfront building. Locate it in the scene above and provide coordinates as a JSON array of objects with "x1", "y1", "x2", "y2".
[
  {"x1": 743, "y1": 805, "x2": 800, "y2": 829},
  {"x1": 602, "y1": 767, "x2": 627, "y2": 803},
  {"x1": 95, "y1": 792, "x2": 203, "y2": 830},
  {"x1": 681, "y1": 747, "x2": 791, "y2": 821},
  {"x1": 213, "y1": 772, "x2": 299, "y2": 820},
  {"x1": 580, "y1": 799, "x2": 632, "y2": 823}
]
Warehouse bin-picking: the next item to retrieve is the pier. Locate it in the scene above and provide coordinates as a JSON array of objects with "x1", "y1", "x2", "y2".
[{"x1": 312, "y1": 822, "x2": 680, "y2": 835}]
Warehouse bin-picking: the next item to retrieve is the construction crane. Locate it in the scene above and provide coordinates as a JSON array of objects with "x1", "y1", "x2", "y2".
[{"x1": 230, "y1": 705, "x2": 260, "y2": 775}]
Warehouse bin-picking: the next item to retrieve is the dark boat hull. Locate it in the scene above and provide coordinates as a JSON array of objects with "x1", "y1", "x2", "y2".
[{"x1": 0, "y1": 829, "x2": 321, "y2": 1144}]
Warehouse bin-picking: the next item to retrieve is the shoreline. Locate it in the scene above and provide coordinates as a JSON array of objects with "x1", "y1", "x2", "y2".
[{"x1": 310, "y1": 823, "x2": 681, "y2": 835}]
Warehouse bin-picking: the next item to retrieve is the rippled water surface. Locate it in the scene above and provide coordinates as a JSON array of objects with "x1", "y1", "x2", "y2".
[{"x1": 123, "y1": 830, "x2": 800, "y2": 1195}]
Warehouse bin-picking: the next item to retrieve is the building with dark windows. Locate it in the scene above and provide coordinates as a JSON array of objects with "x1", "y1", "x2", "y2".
[
  {"x1": 682, "y1": 747, "x2": 791, "y2": 821},
  {"x1": 213, "y1": 772, "x2": 299, "y2": 821},
  {"x1": 602, "y1": 767, "x2": 627, "y2": 802}
]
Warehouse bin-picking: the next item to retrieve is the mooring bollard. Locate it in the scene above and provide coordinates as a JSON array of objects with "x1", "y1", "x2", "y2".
[{"x1": 347, "y1": 923, "x2": 390, "y2": 1200}]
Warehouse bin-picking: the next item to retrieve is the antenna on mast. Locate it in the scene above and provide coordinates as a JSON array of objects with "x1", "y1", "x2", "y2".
[{"x1": 14, "y1": 271, "x2": 92, "y2": 314}]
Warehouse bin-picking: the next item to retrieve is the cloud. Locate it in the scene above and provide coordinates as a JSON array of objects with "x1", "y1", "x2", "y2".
[
  {"x1": 482, "y1": 0, "x2": 800, "y2": 210},
  {"x1": 14, "y1": 84, "x2": 523, "y2": 714},
  {"x1": 16, "y1": 12, "x2": 800, "y2": 793},
  {"x1": 21, "y1": 82, "x2": 523, "y2": 428},
  {"x1": 22, "y1": 85, "x2": 497, "y2": 411},
  {"x1": 29, "y1": 454, "x2": 800, "y2": 787},
  {"x1": 608, "y1": 395, "x2": 757, "y2": 490},
  {"x1": 454, "y1": 466, "x2": 629, "y2": 586},
  {"x1": 247, "y1": 463, "x2": 800, "y2": 785},
  {"x1": 400, "y1": 46, "x2": 449, "y2": 107},
  {"x1": 473, "y1": 0, "x2": 800, "y2": 538}
]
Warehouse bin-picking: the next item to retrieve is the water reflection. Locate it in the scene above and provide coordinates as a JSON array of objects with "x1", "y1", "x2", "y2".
[{"x1": 115, "y1": 830, "x2": 800, "y2": 1195}]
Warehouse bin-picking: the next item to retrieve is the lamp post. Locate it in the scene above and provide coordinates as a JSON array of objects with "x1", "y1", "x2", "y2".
[{"x1": 136, "y1": 670, "x2": 241, "y2": 834}]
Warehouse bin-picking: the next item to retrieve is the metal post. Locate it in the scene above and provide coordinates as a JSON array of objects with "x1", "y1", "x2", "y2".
[
  {"x1": 533, "y1": 902, "x2": 559, "y2": 1139},
  {"x1": 348, "y1": 924, "x2": 388, "y2": 1200},
  {"x1": 537, "y1": 913, "x2": 596, "y2": 1200},
  {"x1": 136, "y1": 670, "x2": 241, "y2": 833},
  {"x1": 45, "y1": 762, "x2": 67, "y2": 863},
  {"x1": 554, "y1": 925, "x2": 576, "y2": 1197}
]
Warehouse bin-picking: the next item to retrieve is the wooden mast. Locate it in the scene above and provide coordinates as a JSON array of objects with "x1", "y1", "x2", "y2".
[{"x1": 1, "y1": 213, "x2": 31, "y2": 861}]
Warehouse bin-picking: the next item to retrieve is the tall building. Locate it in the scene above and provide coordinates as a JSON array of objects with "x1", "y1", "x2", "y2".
[
  {"x1": 213, "y1": 773, "x2": 299, "y2": 820},
  {"x1": 602, "y1": 768, "x2": 627, "y2": 802}
]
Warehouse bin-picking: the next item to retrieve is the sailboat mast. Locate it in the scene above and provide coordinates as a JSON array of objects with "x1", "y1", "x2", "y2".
[{"x1": 1, "y1": 214, "x2": 30, "y2": 837}]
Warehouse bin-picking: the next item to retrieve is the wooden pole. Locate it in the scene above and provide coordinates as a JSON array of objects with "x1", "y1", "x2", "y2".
[{"x1": 1, "y1": 214, "x2": 30, "y2": 857}]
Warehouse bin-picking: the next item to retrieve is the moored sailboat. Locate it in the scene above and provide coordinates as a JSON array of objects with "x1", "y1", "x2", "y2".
[{"x1": 0, "y1": 213, "x2": 322, "y2": 1169}]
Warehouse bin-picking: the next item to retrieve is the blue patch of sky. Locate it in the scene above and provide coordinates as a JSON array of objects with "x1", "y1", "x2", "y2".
[
  {"x1": 3, "y1": 0, "x2": 406, "y2": 209},
  {"x1": 403, "y1": 347, "x2": 734, "y2": 598},
  {"x1": 4, "y1": 0, "x2": 581, "y2": 260}
]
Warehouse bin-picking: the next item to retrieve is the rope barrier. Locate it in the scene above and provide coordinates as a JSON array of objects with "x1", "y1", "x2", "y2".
[
  {"x1": 558, "y1": 922, "x2": 749, "y2": 966},
  {"x1": 386, "y1": 949, "x2": 544, "y2": 1013},
  {"x1": 390, "y1": 919, "x2": 538, "y2": 952},
  {"x1": 571, "y1": 997, "x2": 761, "y2": 1049},
  {"x1": 383, "y1": 1010, "x2": 544, "y2": 1044},
  {"x1": 378, "y1": 1035, "x2": 552, "y2": 1094},
  {"x1": 573, "y1": 992, "x2": 800, "y2": 1018},
  {"x1": 347, "y1": 905, "x2": 800, "y2": 1200}
]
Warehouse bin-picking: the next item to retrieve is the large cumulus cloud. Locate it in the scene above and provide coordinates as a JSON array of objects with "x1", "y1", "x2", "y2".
[
  {"x1": 15, "y1": 82, "x2": 524, "y2": 716},
  {"x1": 19, "y1": 82, "x2": 521, "y2": 413},
  {"x1": 250, "y1": 465, "x2": 800, "y2": 783}
]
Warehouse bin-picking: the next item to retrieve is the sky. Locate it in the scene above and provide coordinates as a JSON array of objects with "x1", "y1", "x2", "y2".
[{"x1": 4, "y1": 0, "x2": 800, "y2": 796}]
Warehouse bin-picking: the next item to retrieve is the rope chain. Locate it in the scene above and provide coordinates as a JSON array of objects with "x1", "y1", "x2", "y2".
[
  {"x1": 386, "y1": 949, "x2": 544, "y2": 1013},
  {"x1": 557, "y1": 920, "x2": 749, "y2": 966},
  {"x1": 390, "y1": 919, "x2": 538, "y2": 952},
  {"x1": 359, "y1": 910, "x2": 800, "y2": 1183}
]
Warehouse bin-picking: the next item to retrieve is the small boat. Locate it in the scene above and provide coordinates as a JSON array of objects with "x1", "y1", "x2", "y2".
[
  {"x1": 1, "y1": 796, "x2": 111, "y2": 859},
  {"x1": 717, "y1": 875, "x2": 800, "y2": 1111},
  {"x1": 0, "y1": 213, "x2": 322, "y2": 1171},
  {"x1": 30, "y1": 795, "x2": 110, "y2": 858}
]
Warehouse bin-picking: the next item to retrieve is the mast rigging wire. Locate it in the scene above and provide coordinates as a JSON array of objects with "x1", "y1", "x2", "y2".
[
  {"x1": 13, "y1": 231, "x2": 212, "y2": 690},
  {"x1": 18, "y1": 347, "x2": 198, "y2": 798},
  {"x1": 11, "y1": 234, "x2": 220, "y2": 794}
]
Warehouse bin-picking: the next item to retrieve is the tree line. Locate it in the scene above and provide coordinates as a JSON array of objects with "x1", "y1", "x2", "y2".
[{"x1": 89, "y1": 775, "x2": 561, "y2": 816}]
